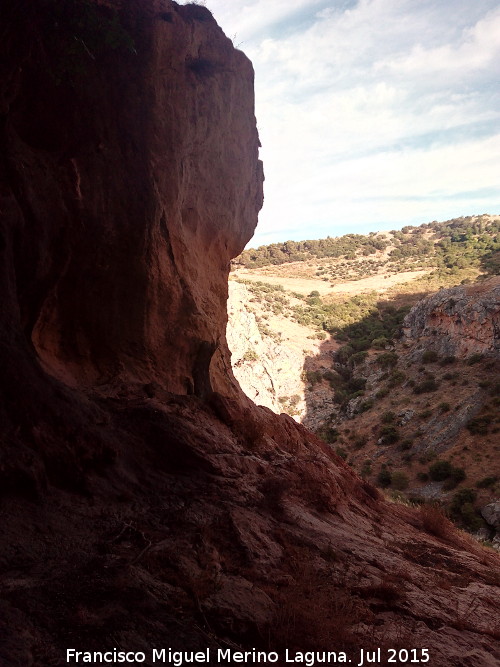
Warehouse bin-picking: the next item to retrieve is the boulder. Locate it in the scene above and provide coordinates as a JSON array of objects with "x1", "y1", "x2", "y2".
[{"x1": 481, "y1": 501, "x2": 500, "y2": 530}]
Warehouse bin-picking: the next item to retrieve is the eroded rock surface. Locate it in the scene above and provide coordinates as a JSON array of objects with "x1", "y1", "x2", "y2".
[
  {"x1": 402, "y1": 277, "x2": 500, "y2": 359},
  {"x1": 482, "y1": 501, "x2": 500, "y2": 530},
  {"x1": 227, "y1": 281, "x2": 308, "y2": 414},
  {"x1": 0, "y1": 2, "x2": 499, "y2": 665},
  {"x1": 1, "y1": 0, "x2": 262, "y2": 400}
]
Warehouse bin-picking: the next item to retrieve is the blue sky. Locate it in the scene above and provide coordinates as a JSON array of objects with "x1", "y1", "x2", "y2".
[{"x1": 196, "y1": 0, "x2": 500, "y2": 247}]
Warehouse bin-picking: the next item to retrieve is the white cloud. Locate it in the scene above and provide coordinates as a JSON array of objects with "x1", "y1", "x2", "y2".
[
  {"x1": 378, "y1": 6, "x2": 500, "y2": 82},
  {"x1": 203, "y1": 0, "x2": 500, "y2": 246},
  {"x1": 203, "y1": 0, "x2": 326, "y2": 43}
]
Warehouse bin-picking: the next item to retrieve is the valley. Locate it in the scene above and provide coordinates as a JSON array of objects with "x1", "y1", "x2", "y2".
[
  {"x1": 228, "y1": 214, "x2": 500, "y2": 541},
  {"x1": 2, "y1": 3, "x2": 499, "y2": 663}
]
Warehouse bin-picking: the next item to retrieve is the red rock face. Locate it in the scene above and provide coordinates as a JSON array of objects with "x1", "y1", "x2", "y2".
[
  {"x1": 2, "y1": 0, "x2": 262, "y2": 397},
  {"x1": 402, "y1": 277, "x2": 500, "y2": 359},
  {"x1": 0, "y1": 3, "x2": 499, "y2": 665}
]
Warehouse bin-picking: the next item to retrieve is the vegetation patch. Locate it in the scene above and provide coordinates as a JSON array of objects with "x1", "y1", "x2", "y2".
[
  {"x1": 234, "y1": 216, "x2": 500, "y2": 280},
  {"x1": 450, "y1": 489, "x2": 482, "y2": 531},
  {"x1": 467, "y1": 414, "x2": 493, "y2": 435},
  {"x1": 422, "y1": 350, "x2": 438, "y2": 363},
  {"x1": 413, "y1": 378, "x2": 439, "y2": 394}
]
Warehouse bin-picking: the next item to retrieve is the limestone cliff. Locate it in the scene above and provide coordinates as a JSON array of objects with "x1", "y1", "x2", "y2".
[
  {"x1": 402, "y1": 277, "x2": 500, "y2": 359},
  {"x1": 227, "y1": 281, "x2": 309, "y2": 415},
  {"x1": 0, "y1": 2, "x2": 499, "y2": 665},
  {"x1": 226, "y1": 282, "x2": 282, "y2": 412}
]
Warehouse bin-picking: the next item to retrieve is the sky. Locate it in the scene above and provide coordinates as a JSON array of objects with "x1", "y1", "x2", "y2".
[{"x1": 194, "y1": 0, "x2": 500, "y2": 247}]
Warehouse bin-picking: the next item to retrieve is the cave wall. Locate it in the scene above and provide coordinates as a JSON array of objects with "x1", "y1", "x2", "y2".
[
  {"x1": 0, "y1": 0, "x2": 263, "y2": 405},
  {"x1": 1, "y1": 5, "x2": 500, "y2": 664}
]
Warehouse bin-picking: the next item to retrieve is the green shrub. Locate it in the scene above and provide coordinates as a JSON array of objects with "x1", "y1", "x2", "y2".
[
  {"x1": 450, "y1": 488, "x2": 482, "y2": 531},
  {"x1": 375, "y1": 388, "x2": 390, "y2": 399},
  {"x1": 439, "y1": 355, "x2": 456, "y2": 366},
  {"x1": 348, "y1": 377, "x2": 367, "y2": 392},
  {"x1": 381, "y1": 411, "x2": 396, "y2": 424},
  {"x1": 417, "y1": 472, "x2": 429, "y2": 482},
  {"x1": 467, "y1": 414, "x2": 493, "y2": 435},
  {"x1": 459, "y1": 503, "x2": 483, "y2": 531},
  {"x1": 305, "y1": 370, "x2": 322, "y2": 386},
  {"x1": 361, "y1": 460, "x2": 372, "y2": 478},
  {"x1": 336, "y1": 345, "x2": 355, "y2": 364},
  {"x1": 350, "y1": 351, "x2": 368, "y2": 366},
  {"x1": 467, "y1": 353, "x2": 484, "y2": 365},
  {"x1": 387, "y1": 370, "x2": 406, "y2": 387},
  {"x1": 418, "y1": 449, "x2": 437, "y2": 464},
  {"x1": 359, "y1": 399, "x2": 374, "y2": 412},
  {"x1": 377, "y1": 467, "x2": 392, "y2": 488},
  {"x1": 429, "y1": 460, "x2": 453, "y2": 481},
  {"x1": 438, "y1": 402, "x2": 451, "y2": 413},
  {"x1": 372, "y1": 337, "x2": 389, "y2": 349},
  {"x1": 242, "y1": 348, "x2": 258, "y2": 362},
  {"x1": 452, "y1": 487, "x2": 477, "y2": 506},
  {"x1": 476, "y1": 476, "x2": 498, "y2": 488},
  {"x1": 399, "y1": 439, "x2": 413, "y2": 451},
  {"x1": 422, "y1": 349, "x2": 438, "y2": 363},
  {"x1": 442, "y1": 467, "x2": 466, "y2": 490},
  {"x1": 317, "y1": 426, "x2": 339, "y2": 444},
  {"x1": 451, "y1": 467, "x2": 466, "y2": 483},
  {"x1": 335, "y1": 447, "x2": 348, "y2": 460},
  {"x1": 377, "y1": 352, "x2": 399, "y2": 369},
  {"x1": 353, "y1": 435, "x2": 367, "y2": 449},
  {"x1": 391, "y1": 471, "x2": 409, "y2": 491},
  {"x1": 413, "y1": 379, "x2": 439, "y2": 394},
  {"x1": 379, "y1": 425, "x2": 399, "y2": 444}
]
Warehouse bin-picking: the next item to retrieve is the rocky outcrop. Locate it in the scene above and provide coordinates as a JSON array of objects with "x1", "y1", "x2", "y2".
[
  {"x1": 1, "y1": 0, "x2": 262, "y2": 402},
  {"x1": 227, "y1": 281, "x2": 308, "y2": 415},
  {"x1": 481, "y1": 502, "x2": 500, "y2": 549},
  {"x1": 226, "y1": 281, "x2": 282, "y2": 412},
  {"x1": 0, "y1": 2, "x2": 499, "y2": 666},
  {"x1": 397, "y1": 388, "x2": 484, "y2": 455},
  {"x1": 482, "y1": 502, "x2": 500, "y2": 530},
  {"x1": 402, "y1": 277, "x2": 500, "y2": 358}
]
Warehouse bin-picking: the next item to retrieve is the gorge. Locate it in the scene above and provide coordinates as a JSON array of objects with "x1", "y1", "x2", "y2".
[{"x1": 0, "y1": 2, "x2": 499, "y2": 665}]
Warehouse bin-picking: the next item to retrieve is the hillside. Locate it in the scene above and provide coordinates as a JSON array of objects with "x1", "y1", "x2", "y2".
[
  {"x1": 1, "y1": 2, "x2": 499, "y2": 666},
  {"x1": 234, "y1": 215, "x2": 500, "y2": 276},
  {"x1": 227, "y1": 219, "x2": 500, "y2": 538}
]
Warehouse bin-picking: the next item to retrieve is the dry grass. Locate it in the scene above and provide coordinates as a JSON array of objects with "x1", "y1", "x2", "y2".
[
  {"x1": 419, "y1": 504, "x2": 453, "y2": 538},
  {"x1": 233, "y1": 268, "x2": 429, "y2": 298},
  {"x1": 263, "y1": 551, "x2": 365, "y2": 657}
]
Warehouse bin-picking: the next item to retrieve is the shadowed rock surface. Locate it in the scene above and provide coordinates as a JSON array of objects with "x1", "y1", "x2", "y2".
[
  {"x1": 0, "y1": 2, "x2": 499, "y2": 666},
  {"x1": 402, "y1": 278, "x2": 500, "y2": 359}
]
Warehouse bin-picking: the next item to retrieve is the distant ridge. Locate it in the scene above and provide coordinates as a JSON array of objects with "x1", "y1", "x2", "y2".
[{"x1": 235, "y1": 214, "x2": 500, "y2": 271}]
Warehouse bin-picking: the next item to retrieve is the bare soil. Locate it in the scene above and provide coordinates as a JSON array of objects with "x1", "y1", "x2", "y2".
[{"x1": 234, "y1": 268, "x2": 430, "y2": 297}]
